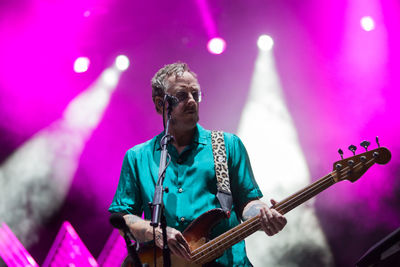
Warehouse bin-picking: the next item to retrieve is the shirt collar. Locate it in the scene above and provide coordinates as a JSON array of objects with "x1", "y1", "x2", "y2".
[
  {"x1": 193, "y1": 124, "x2": 209, "y2": 145},
  {"x1": 155, "y1": 123, "x2": 209, "y2": 151}
]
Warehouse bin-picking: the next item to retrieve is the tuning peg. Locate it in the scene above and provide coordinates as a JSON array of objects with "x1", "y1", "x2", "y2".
[
  {"x1": 376, "y1": 136, "x2": 380, "y2": 148},
  {"x1": 338, "y1": 149, "x2": 344, "y2": 159},
  {"x1": 348, "y1": 145, "x2": 357, "y2": 155},
  {"x1": 360, "y1": 140, "x2": 370, "y2": 151}
]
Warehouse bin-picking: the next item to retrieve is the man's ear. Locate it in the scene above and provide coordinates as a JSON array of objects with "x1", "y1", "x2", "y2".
[{"x1": 154, "y1": 96, "x2": 164, "y2": 114}]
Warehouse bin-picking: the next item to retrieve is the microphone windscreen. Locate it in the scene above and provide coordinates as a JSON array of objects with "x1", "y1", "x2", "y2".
[{"x1": 109, "y1": 213, "x2": 126, "y2": 230}]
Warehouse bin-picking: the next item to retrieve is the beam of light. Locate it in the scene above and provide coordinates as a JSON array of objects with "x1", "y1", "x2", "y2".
[
  {"x1": 115, "y1": 55, "x2": 130, "y2": 71},
  {"x1": 237, "y1": 48, "x2": 333, "y2": 266},
  {"x1": 257, "y1": 35, "x2": 274, "y2": 51},
  {"x1": 103, "y1": 68, "x2": 119, "y2": 87},
  {"x1": 207, "y1": 37, "x2": 226, "y2": 55},
  {"x1": 194, "y1": 0, "x2": 218, "y2": 37},
  {"x1": 74, "y1": 57, "x2": 90, "y2": 73},
  {"x1": 360, "y1": 16, "x2": 375, "y2": 31},
  {"x1": 0, "y1": 64, "x2": 123, "y2": 247}
]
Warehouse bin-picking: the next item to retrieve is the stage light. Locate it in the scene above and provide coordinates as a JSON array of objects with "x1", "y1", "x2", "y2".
[
  {"x1": 83, "y1": 11, "x2": 91, "y2": 17},
  {"x1": 115, "y1": 55, "x2": 130, "y2": 71},
  {"x1": 74, "y1": 57, "x2": 90, "y2": 73},
  {"x1": 360, "y1": 16, "x2": 375, "y2": 31},
  {"x1": 103, "y1": 69, "x2": 119, "y2": 87},
  {"x1": 257, "y1": 35, "x2": 274, "y2": 51},
  {"x1": 207, "y1": 37, "x2": 226, "y2": 55}
]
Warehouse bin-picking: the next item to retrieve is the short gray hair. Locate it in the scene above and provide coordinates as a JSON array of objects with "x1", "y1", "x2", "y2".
[{"x1": 151, "y1": 62, "x2": 197, "y2": 103}]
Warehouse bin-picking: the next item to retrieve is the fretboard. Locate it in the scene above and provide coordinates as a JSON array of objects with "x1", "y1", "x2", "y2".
[{"x1": 191, "y1": 171, "x2": 337, "y2": 264}]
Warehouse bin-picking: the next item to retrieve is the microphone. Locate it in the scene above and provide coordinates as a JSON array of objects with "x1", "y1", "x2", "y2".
[
  {"x1": 109, "y1": 213, "x2": 144, "y2": 267},
  {"x1": 164, "y1": 94, "x2": 179, "y2": 107}
]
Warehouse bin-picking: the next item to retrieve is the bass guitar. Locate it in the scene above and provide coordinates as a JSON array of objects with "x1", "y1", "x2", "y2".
[{"x1": 125, "y1": 143, "x2": 391, "y2": 267}]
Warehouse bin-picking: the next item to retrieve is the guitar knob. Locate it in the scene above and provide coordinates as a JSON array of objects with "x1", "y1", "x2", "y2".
[
  {"x1": 348, "y1": 145, "x2": 357, "y2": 155},
  {"x1": 376, "y1": 136, "x2": 380, "y2": 148},
  {"x1": 360, "y1": 140, "x2": 370, "y2": 151},
  {"x1": 338, "y1": 149, "x2": 344, "y2": 159}
]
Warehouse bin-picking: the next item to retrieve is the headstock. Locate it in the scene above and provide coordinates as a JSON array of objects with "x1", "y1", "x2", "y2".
[{"x1": 332, "y1": 142, "x2": 391, "y2": 183}]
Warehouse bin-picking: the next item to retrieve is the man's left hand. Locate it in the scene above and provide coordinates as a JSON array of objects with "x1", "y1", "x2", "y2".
[
  {"x1": 242, "y1": 199, "x2": 287, "y2": 236},
  {"x1": 259, "y1": 199, "x2": 287, "y2": 236}
]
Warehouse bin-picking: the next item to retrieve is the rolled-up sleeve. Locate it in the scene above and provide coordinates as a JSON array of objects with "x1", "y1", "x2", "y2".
[
  {"x1": 227, "y1": 134, "x2": 263, "y2": 211},
  {"x1": 108, "y1": 150, "x2": 143, "y2": 215}
]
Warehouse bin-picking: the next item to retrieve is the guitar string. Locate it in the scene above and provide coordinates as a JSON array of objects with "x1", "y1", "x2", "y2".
[
  {"x1": 191, "y1": 177, "x2": 334, "y2": 262},
  {"x1": 192, "y1": 219, "x2": 262, "y2": 263},
  {"x1": 276, "y1": 159, "x2": 364, "y2": 214},
  {"x1": 191, "y1": 217, "x2": 258, "y2": 260},
  {"x1": 191, "y1": 158, "x2": 374, "y2": 263},
  {"x1": 197, "y1": 221, "x2": 262, "y2": 264},
  {"x1": 273, "y1": 174, "x2": 333, "y2": 213},
  {"x1": 277, "y1": 158, "x2": 374, "y2": 214},
  {"x1": 191, "y1": 216, "x2": 260, "y2": 262},
  {"x1": 276, "y1": 175, "x2": 334, "y2": 214}
]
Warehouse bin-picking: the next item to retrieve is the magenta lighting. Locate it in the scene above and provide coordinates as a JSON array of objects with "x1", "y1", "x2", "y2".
[
  {"x1": 360, "y1": 16, "x2": 375, "y2": 31},
  {"x1": 0, "y1": 223, "x2": 38, "y2": 266},
  {"x1": 83, "y1": 10, "x2": 91, "y2": 17},
  {"x1": 74, "y1": 57, "x2": 90, "y2": 73},
  {"x1": 207, "y1": 37, "x2": 226, "y2": 55},
  {"x1": 42, "y1": 221, "x2": 98, "y2": 267}
]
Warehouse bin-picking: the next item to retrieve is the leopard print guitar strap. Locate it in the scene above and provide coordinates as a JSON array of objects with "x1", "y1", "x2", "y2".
[{"x1": 211, "y1": 131, "x2": 233, "y2": 217}]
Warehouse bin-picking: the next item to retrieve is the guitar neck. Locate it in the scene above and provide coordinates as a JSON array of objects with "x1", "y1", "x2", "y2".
[
  {"x1": 274, "y1": 172, "x2": 336, "y2": 215},
  {"x1": 192, "y1": 172, "x2": 337, "y2": 264}
]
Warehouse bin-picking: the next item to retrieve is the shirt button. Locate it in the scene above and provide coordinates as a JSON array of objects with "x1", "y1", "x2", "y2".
[
  {"x1": 180, "y1": 217, "x2": 185, "y2": 222},
  {"x1": 178, "y1": 188, "x2": 183, "y2": 193}
]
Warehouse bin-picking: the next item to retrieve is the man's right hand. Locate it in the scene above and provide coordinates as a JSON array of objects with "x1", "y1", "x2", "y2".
[
  {"x1": 123, "y1": 214, "x2": 191, "y2": 261},
  {"x1": 154, "y1": 226, "x2": 192, "y2": 261}
]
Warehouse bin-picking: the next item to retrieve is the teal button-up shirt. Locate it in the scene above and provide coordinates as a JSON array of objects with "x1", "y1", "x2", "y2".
[{"x1": 109, "y1": 124, "x2": 263, "y2": 266}]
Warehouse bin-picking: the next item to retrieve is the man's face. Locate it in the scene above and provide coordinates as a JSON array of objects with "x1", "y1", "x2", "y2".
[{"x1": 165, "y1": 71, "x2": 200, "y2": 130}]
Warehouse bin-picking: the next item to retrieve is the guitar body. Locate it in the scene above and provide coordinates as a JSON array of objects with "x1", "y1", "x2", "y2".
[{"x1": 123, "y1": 208, "x2": 228, "y2": 267}]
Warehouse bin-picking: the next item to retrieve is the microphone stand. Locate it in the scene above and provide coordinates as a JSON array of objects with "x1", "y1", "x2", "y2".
[
  {"x1": 150, "y1": 98, "x2": 173, "y2": 267},
  {"x1": 109, "y1": 213, "x2": 148, "y2": 267},
  {"x1": 122, "y1": 230, "x2": 147, "y2": 267}
]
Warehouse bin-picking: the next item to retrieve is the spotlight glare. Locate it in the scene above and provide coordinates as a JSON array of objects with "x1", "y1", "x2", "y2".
[
  {"x1": 83, "y1": 11, "x2": 91, "y2": 17},
  {"x1": 102, "y1": 69, "x2": 119, "y2": 87},
  {"x1": 207, "y1": 37, "x2": 226, "y2": 55},
  {"x1": 360, "y1": 16, "x2": 375, "y2": 31},
  {"x1": 74, "y1": 57, "x2": 90, "y2": 73},
  {"x1": 115, "y1": 55, "x2": 130, "y2": 71},
  {"x1": 257, "y1": 35, "x2": 274, "y2": 51}
]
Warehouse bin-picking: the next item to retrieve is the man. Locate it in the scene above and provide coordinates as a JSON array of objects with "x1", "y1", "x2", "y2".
[{"x1": 109, "y1": 62, "x2": 287, "y2": 266}]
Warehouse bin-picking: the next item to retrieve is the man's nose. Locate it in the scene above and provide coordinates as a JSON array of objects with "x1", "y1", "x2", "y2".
[{"x1": 187, "y1": 92, "x2": 196, "y2": 102}]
